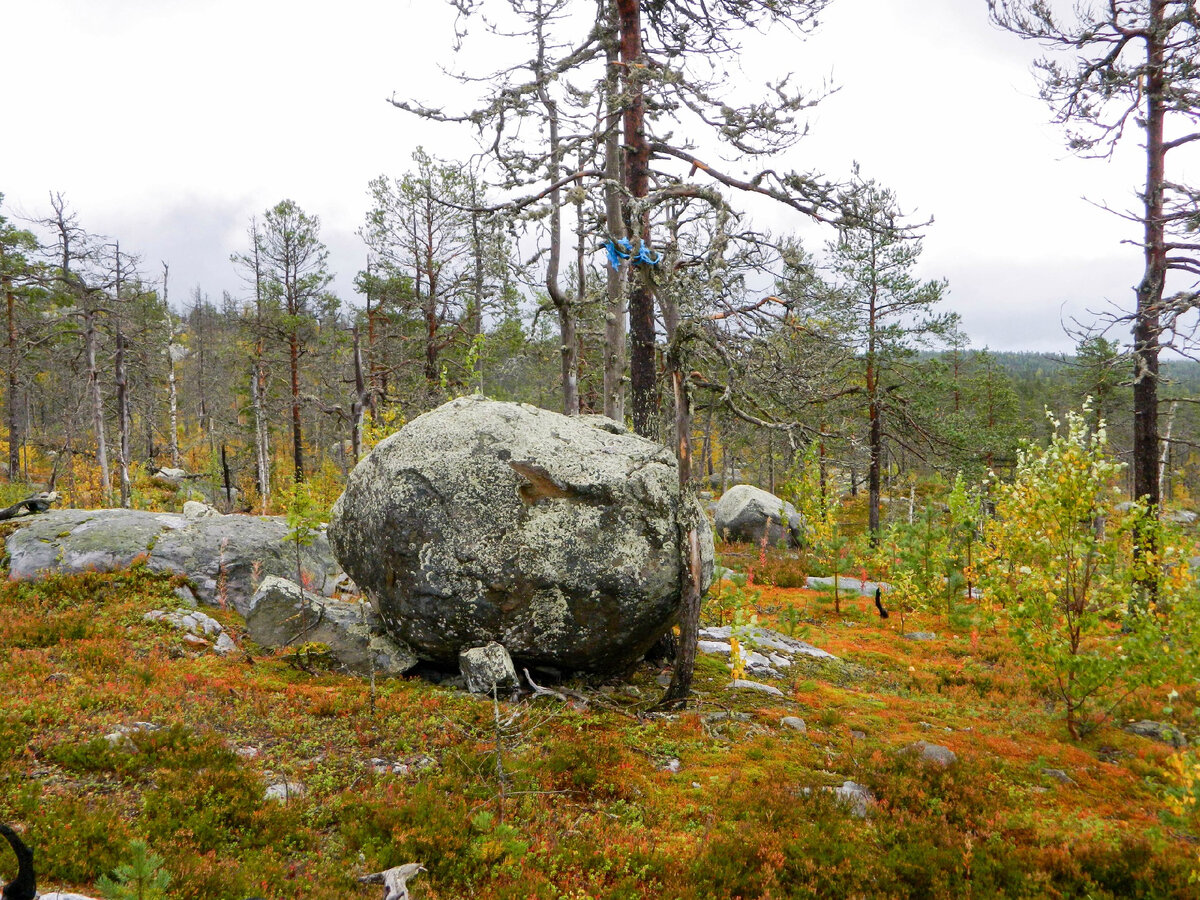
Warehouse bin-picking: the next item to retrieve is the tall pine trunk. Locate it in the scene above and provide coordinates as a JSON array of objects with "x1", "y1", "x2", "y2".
[
  {"x1": 1133, "y1": 1, "x2": 1167, "y2": 597},
  {"x1": 603, "y1": 28, "x2": 628, "y2": 422},
  {"x1": 5, "y1": 271, "x2": 19, "y2": 481},
  {"x1": 115, "y1": 327, "x2": 131, "y2": 508},
  {"x1": 289, "y1": 328, "x2": 304, "y2": 483},
  {"x1": 617, "y1": 0, "x2": 656, "y2": 438}
]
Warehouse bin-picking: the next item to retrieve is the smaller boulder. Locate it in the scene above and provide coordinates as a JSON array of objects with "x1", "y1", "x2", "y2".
[
  {"x1": 245, "y1": 576, "x2": 417, "y2": 677},
  {"x1": 151, "y1": 467, "x2": 187, "y2": 488},
  {"x1": 104, "y1": 721, "x2": 163, "y2": 751},
  {"x1": 904, "y1": 631, "x2": 939, "y2": 641},
  {"x1": 806, "y1": 575, "x2": 892, "y2": 597},
  {"x1": 830, "y1": 780, "x2": 875, "y2": 818},
  {"x1": 906, "y1": 741, "x2": 957, "y2": 768},
  {"x1": 182, "y1": 500, "x2": 220, "y2": 519},
  {"x1": 263, "y1": 780, "x2": 304, "y2": 803},
  {"x1": 1124, "y1": 720, "x2": 1188, "y2": 749},
  {"x1": 213, "y1": 632, "x2": 239, "y2": 655},
  {"x1": 459, "y1": 642, "x2": 518, "y2": 695},
  {"x1": 781, "y1": 716, "x2": 807, "y2": 733},
  {"x1": 714, "y1": 484, "x2": 803, "y2": 547}
]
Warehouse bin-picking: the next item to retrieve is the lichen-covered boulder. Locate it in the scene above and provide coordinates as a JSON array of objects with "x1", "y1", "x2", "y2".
[
  {"x1": 459, "y1": 642, "x2": 518, "y2": 694},
  {"x1": 4, "y1": 508, "x2": 344, "y2": 615},
  {"x1": 244, "y1": 576, "x2": 417, "y2": 677},
  {"x1": 713, "y1": 484, "x2": 803, "y2": 547},
  {"x1": 328, "y1": 396, "x2": 714, "y2": 672}
]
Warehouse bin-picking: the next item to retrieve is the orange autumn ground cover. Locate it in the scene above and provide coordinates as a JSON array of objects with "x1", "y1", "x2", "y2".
[{"x1": 0, "y1": 553, "x2": 1197, "y2": 898}]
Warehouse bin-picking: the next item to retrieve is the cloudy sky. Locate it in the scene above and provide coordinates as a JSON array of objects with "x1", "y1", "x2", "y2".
[{"x1": 0, "y1": 0, "x2": 1159, "y2": 352}]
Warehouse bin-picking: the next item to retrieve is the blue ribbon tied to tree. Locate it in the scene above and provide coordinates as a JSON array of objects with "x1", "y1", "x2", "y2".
[{"x1": 604, "y1": 238, "x2": 661, "y2": 270}]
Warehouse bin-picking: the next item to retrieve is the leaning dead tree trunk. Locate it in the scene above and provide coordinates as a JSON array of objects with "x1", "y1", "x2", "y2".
[
  {"x1": 538, "y1": 26, "x2": 580, "y2": 416},
  {"x1": 113, "y1": 242, "x2": 131, "y2": 508},
  {"x1": 0, "y1": 491, "x2": 59, "y2": 521},
  {"x1": 248, "y1": 228, "x2": 272, "y2": 508}
]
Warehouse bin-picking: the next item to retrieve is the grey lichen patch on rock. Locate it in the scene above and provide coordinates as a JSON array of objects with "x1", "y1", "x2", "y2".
[{"x1": 328, "y1": 396, "x2": 714, "y2": 672}]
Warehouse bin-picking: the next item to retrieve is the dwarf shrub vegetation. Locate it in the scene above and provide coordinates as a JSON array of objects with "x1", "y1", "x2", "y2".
[{"x1": 981, "y1": 408, "x2": 1200, "y2": 739}]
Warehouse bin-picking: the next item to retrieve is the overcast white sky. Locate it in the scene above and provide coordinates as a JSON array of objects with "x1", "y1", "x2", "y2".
[{"x1": 0, "y1": 0, "x2": 1161, "y2": 352}]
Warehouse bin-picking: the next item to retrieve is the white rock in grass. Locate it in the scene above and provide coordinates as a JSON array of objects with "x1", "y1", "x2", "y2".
[
  {"x1": 264, "y1": 780, "x2": 305, "y2": 802},
  {"x1": 830, "y1": 780, "x2": 875, "y2": 818},
  {"x1": 727, "y1": 679, "x2": 784, "y2": 697}
]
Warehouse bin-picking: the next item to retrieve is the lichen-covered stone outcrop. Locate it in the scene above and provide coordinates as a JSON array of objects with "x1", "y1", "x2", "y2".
[
  {"x1": 4, "y1": 508, "x2": 344, "y2": 614},
  {"x1": 328, "y1": 396, "x2": 714, "y2": 672}
]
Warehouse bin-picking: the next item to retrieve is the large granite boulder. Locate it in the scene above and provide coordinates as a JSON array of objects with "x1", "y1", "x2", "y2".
[
  {"x1": 713, "y1": 484, "x2": 803, "y2": 547},
  {"x1": 328, "y1": 396, "x2": 714, "y2": 672},
  {"x1": 4, "y1": 508, "x2": 344, "y2": 615}
]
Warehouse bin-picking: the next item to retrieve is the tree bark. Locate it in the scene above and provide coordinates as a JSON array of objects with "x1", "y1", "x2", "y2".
[
  {"x1": 867, "y1": 248, "x2": 882, "y2": 544},
  {"x1": 538, "y1": 27, "x2": 580, "y2": 416},
  {"x1": 603, "y1": 27, "x2": 629, "y2": 423},
  {"x1": 85, "y1": 308, "x2": 111, "y2": 503},
  {"x1": 163, "y1": 263, "x2": 181, "y2": 469},
  {"x1": 1133, "y1": 0, "x2": 1166, "y2": 595},
  {"x1": 5, "y1": 270, "x2": 19, "y2": 481},
  {"x1": 220, "y1": 442, "x2": 233, "y2": 510},
  {"x1": 365, "y1": 263, "x2": 380, "y2": 422},
  {"x1": 658, "y1": 289, "x2": 702, "y2": 708},
  {"x1": 289, "y1": 327, "x2": 305, "y2": 483},
  {"x1": 115, "y1": 326, "x2": 131, "y2": 508},
  {"x1": 617, "y1": 0, "x2": 656, "y2": 438},
  {"x1": 351, "y1": 324, "x2": 368, "y2": 462}
]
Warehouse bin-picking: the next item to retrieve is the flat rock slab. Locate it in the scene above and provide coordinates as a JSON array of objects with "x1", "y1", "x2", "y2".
[
  {"x1": 699, "y1": 625, "x2": 837, "y2": 679},
  {"x1": 806, "y1": 575, "x2": 892, "y2": 597},
  {"x1": 727, "y1": 679, "x2": 784, "y2": 697},
  {"x1": 5, "y1": 508, "x2": 344, "y2": 615},
  {"x1": 263, "y1": 780, "x2": 305, "y2": 803},
  {"x1": 1042, "y1": 768, "x2": 1076, "y2": 786}
]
